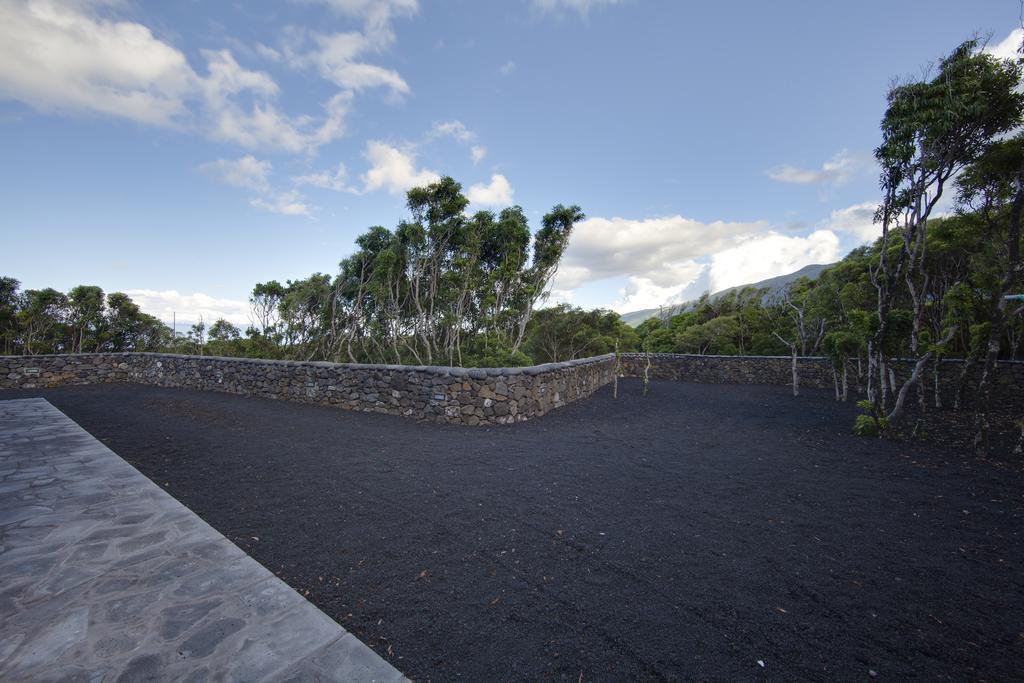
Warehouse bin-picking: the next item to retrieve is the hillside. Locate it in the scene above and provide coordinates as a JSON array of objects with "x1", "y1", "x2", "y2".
[{"x1": 619, "y1": 263, "x2": 833, "y2": 327}]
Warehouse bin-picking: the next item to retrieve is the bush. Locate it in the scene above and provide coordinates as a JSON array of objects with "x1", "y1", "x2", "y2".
[
  {"x1": 853, "y1": 414, "x2": 884, "y2": 437},
  {"x1": 853, "y1": 400, "x2": 885, "y2": 436}
]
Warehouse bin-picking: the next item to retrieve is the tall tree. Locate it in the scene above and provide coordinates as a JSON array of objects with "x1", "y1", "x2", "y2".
[
  {"x1": 871, "y1": 39, "x2": 1023, "y2": 424},
  {"x1": 955, "y1": 135, "x2": 1024, "y2": 453}
]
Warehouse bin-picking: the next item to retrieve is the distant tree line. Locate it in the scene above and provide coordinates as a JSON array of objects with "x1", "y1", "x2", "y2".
[
  {"x1": 0, "y1": 279, "x2": 168, "y2": 355},
  {"x1": 0, "y1": 177, "x2": 638, "y2": 367}
]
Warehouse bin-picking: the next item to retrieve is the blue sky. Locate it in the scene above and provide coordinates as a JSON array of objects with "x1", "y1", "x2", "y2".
[{"x1": 0, "y1": 0, "x2": 1021, "y2": 326}]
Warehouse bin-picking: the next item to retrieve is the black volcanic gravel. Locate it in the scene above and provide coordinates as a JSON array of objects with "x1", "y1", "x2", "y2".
[{"x1": 3, "y1": 379, "x2": 1023, "y2": 681}]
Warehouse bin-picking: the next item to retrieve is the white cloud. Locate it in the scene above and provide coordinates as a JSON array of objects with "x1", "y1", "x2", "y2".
[
  {"x1": 198, "y1": 155, "x2": 272, "y2": 192},
  {"x1": 429, "y1": 120, "x2": 475, "y2": 142},
  {"x1": 361, "y1": 140, "x2": 439, "y2": 194},
  {"x1": 552, "y1": 213, "x2": 842, "y2": 312},
  {"x1": 124, "y1": 289, "x2": 251, "y2": 327},
  {"x1": 0, "y1": 1, "x2": 355, "y2": 154},
  {"x1": 708, "y1": 230, "x2": 839, "y2": 292},
  {"x1": 205, "y1": 87, "x2": 351, "y2": 154},
  {"x1": 984, "y1": 28, "x2": 1022, "y2": 61},
  {"x1": 823, "y1": 201, "x2": 879, "y2": 243},
  {"x1": 289, "y1": 30, "x2": 409, "y2": 95},
  {"x1": 294, "y1": 163, "x2": 351, "y2": 191},
  {"x1": 767, "y1": 149, "x2": 868, "y2": 187},
  {"x1": 250, "y1": 191, "x2": 313, "y2": 216},
  {"x1": 198, "y1": 155, "x2": 321, "y2": 216},
  {"x1": 310, "y1": 0, "x2": 418, "y2": 45},
  {"x1": 466, "y1": 174, "x2": 514, "y2": 205},
  {"x1": 498, "y1": 60, "x2": 516, "y2": 76},
  {"x1": 199, "y1": 48, "x2": 278, "y2": 99},
  {"x1": 531, "y1": 0, "x2": 625, "y2": 15},
  {"x1": 278, "y1": 0, "x2": 417, "y2": 100},
  {"x1": 555, "y1": 215, "x2": 765, "y2": 291},
  {"x1": 255, "y1": 43, "x2": 283, "y2": 62},
  {"x1": 614, "y1": 264, "x2": 707, "y2": 312},
  {"x1": 0, "y1": 0, "x2": 194, "y2": 126},
  {"x1": 426, "y1": 119, "x2": 487, "y2": 163}
]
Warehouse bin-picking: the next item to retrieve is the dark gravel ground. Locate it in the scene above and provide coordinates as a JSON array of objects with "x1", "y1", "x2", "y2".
[{"x1": 3, "y1": 379, "x2": 1023, "y2": 681}]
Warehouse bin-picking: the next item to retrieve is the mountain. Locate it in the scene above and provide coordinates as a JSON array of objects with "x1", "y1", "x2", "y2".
[{"x1": 618, "y1": 263, "x2": 834, "y2": 327}]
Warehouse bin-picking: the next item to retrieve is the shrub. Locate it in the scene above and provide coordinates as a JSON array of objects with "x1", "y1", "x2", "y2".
[{"x1": 853, "y1": 400, "x2": 885, "y2": 437}]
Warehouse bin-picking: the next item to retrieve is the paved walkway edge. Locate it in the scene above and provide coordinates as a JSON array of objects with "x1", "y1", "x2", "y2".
[{"x1": 0, "y1": 398, "x2": 406, "y2": 682}]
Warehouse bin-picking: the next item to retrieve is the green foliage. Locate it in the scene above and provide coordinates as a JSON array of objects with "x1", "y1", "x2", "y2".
[
  {"x1": 523, "y1": 305, "x2": 637, "y2": 363},
  {"x1": 853, "y1": 413, "x2": 885, "y2": 437},
  {"x1": 0, "y1": 280, "x2": 169, "y2": 355},
  {"x1": 853, "y1": 399, "x2": 886, "y2": 436},
  {"x1": 326, "y1": 177, "x2": 583, "y2": 366},
  {"x1": 460, "y1": 335, "x2": 533, "y2": 368}
]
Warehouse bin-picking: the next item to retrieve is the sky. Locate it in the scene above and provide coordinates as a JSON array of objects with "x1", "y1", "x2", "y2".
[{"x1": 0, "y1": 0, "x2": 1021, "y2": 327}]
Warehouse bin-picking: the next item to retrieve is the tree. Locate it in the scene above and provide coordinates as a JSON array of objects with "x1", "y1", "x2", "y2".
[
  {"x1": 322, "y1": 177, "x2": 582, "y2": 366},
  {"x1": 67, "y1": 285, "x2": 105, "y2": 353},
  {"x1": 769, "y1": 279, "x2": 827, "y2": 397},
  {"x1": 954, "y1": 135, "x2": 1024, "y2": 453},
  {"x1": 523, "y1": 305, "x2": 637, "y2": 363},
  {"x1": 871, "y1": 39, "x2": 1024, "y2": 425},
  {"x1": 207, "y1": 318, "x2": 242, "y2": 357},
  {"x1": 249, "y1": 280, "x2": 285, "y2": 341},
  {"x1": 105, "y1": 292, "x2": 168, "y2": 352},
  {"x1": 0, "y1": 277, "x2": 20, "y2": 355},
  {"x1": 18, "y1": 288, "x2": 68, "y2": 355}
]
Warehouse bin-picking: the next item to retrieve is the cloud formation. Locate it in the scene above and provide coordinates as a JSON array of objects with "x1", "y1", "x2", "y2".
[
  {"x1": 124, "y1": 289, "x2": 252, "y2": 327},
  {"x1": 0, "y1": 0, "x2": 193, "y2": 126},
  {"x1": 427, "y1": 119, "x2": 488, "y2": 164},
  {"x1": 199, "y1": 155, "x2": 314, "y2": 215},
  {"x1": 361, "y1": 141, "x2": 440, "y2": 194},
  {"x1": 531, "y1": 0, "x2": 625, "y2": 16},
  {"x1": 280, "y1": 29, "x2": 410, "y2": 97},
  {"x1": 0, "y1": 0, "x2": 403, "y2": 153},
  {"x1": 552, "y1": 213, "x2": 843, "y2": 312},
  {"x1": 556, "y1": 215, "x2": 764, "y2": 291},
  {"x1": 767, "y1": 149, "x2": 869, "y2": 187},
  {"x1": 467, "y1": 174, "x2": 514, "y2": 205},
  {"x1": 250, "y1": 191, "x2": 313, "y2": 217},
  {"x1": 707, "y1": 230, "x2": 839, "y2": 292},
  {"x1": 822, "y1": 201, "x2": 880, "y2": 243},
  {"x1": 293, "y1": 163, "x2": 351, "y2": 192},
  {"x1": 198, "y1": 155, "x2": 272, "y2": 192},
  {"x1": 983, "y1": 27, "x2": 1022, "y2": 61}
]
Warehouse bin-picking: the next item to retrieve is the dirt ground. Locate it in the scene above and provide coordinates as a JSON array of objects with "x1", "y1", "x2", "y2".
[{"x1": 4, "y1": 379, "x2": 1022, "y2": 681}]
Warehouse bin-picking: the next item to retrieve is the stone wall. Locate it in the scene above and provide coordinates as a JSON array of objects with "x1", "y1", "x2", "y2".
[
  {"x1": 3, "y1": 351, "x2": 1019, "y2": 424},
  {"x1": 0, "y1": 352, "x2": 617, "y2": 425},
  {"x1": 618, "y1": 353, "x2": 1024, "y2": 407}
]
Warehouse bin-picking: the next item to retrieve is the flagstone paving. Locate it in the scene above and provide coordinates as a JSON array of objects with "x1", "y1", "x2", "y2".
[{"x1": 0, "y1": 397, "x2": 405, "y2": 682}]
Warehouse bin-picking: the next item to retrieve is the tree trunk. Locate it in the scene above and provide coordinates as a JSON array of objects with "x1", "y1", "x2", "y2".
[
  {"x1": 886, "y1": 352, "x2": 931, "y2": 424},
  {"x1": 642, "y1": 351, "x2": 651, "y2": 397},
  {"x1": 954, "y1": 353, "x2": 976, "y2": 410},
  {"x1": 791, "y1": 348, "x2": 799, "y2": 398},
  {"x1": 613, "y1": 340, "x2": 619, "y2": 399},
  {"x1": 886, "y1": 326, "x2": 957, "y2": 425}
]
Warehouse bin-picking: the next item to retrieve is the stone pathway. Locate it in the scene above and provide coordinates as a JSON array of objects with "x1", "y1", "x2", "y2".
[{"x1": 0, "y1": 398, "x2": 405, "y2": 682}]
